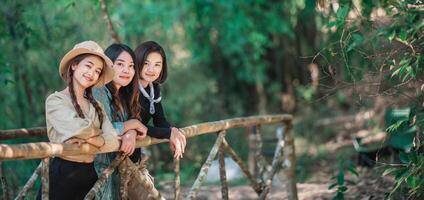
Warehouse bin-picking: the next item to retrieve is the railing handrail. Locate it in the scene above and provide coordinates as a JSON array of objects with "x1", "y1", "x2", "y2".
[{"x1": 0, "y1": 114, "x2": 292, "y2": 161}]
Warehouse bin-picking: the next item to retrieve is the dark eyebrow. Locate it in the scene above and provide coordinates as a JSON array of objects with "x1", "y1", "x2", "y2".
[
  {"x1": 116, "y1": 59, "x2": 134, "y2": 64},
  {"x1": 146, "y1": 59, "x2": 162, "y2": 64}
]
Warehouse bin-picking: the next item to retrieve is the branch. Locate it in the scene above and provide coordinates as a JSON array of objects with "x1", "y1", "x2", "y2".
[{"x1": 99, "y1": 0, "x2": 121, "y2": 43}]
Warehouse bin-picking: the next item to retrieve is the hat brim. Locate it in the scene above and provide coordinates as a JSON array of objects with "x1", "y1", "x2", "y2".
[{"x1": 59, "y1": 48, "x2": 114, "y2": 88}]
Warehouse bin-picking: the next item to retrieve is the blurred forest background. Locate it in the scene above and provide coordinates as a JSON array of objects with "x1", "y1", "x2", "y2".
[{"x1": 0, "y1": 0, "x2": 423, "y2": 199}]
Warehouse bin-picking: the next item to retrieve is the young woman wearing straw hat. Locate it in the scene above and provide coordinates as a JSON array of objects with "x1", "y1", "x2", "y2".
[{"x1": 39, "y1": 41, "x2": 120, "y2": 199}]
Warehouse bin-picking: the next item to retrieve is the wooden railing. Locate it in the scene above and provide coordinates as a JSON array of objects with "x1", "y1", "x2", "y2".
[{"x1": 0, "y1": 114, "x2": 297, "y2": 200}]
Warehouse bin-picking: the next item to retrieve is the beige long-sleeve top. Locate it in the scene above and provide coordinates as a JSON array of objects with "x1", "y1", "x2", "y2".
[{"x1": 45, "y1": 91, "x2": 120, "y2": 163}]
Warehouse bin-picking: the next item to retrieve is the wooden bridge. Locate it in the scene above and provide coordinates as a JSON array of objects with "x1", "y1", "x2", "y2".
[{"x1": 0, "y1": 114, "x2": 298, "y2": 200}]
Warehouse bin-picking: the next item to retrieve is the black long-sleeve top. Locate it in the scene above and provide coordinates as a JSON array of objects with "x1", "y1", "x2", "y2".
[
  {"x1": 130, "y1": 83, "x2": 172, "y2": 162},
  {"x1": 139, "y1": 83, "x2": 172, "y2": 139}
]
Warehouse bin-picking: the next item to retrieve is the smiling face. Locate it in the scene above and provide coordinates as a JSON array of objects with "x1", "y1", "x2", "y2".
[
  {"x1": 71, "y1": 55, "x2": 104, "y2": 89},
  {"x1": 140, "y1": 52, "x2": 163, "y2": 83},
  {"x1": 112, "y1": 51, "x2": 135, "y2": 88}
]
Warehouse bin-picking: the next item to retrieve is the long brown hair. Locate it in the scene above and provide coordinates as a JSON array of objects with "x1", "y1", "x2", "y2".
[
  {"x1": 67, "y1": 53, "x2": 105, "y2": 124},
  {"x1": 104, "y1": 44, "x2": 141, "y2": 121}
]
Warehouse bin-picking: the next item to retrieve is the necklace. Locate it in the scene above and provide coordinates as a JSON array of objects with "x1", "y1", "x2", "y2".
[{"x1": 139, "y1": 82, "x2": 162, "y2": 114}]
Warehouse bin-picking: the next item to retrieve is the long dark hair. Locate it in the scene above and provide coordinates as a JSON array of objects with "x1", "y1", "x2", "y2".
[
  {"x1": 67, "y1": 53, "x2": 105, "y2": 124},
  {"x1": 104, "y1": 43, "x2": 141, "y2": 121},
  {"x1": 134, "y1": 41, "x2": 168, "y2": 84}
]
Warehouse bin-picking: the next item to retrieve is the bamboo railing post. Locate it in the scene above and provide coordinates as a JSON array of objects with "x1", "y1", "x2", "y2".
[
  {"x1": 254, "y1": 125, "x2": 262, "y2": 179},
  {"x1": 248, "y1": 125, "x2": 268, "y2": 182},
  {"x1": 283, "y1": 122, "x2": 298, "y2": 200},
  {"x1": 124, "y1": 158, "x2": 163, "y2": 200},
  {"x1": 0, "y1": 161, "x2": 10, "y2": 200},
  {"x1": 41, "y1": 158, "x2": 49, "y2": 200},
  {"x1": 15, "y1": 163, "x2": 42, "y2": 200},
  {"x1": 186, "y1": 131, "x2": 226, "y2": 200},
  {"x1": 218, "y1": 142, "x2": 229, "y2": 200},
  {"x1": 259, "y1": 127, "x2": 285, "y2": 200},
  {"x1": 254, "y1": 125, "x2": 269, "y2": 181},
  {"x1": 84, "y1": 154, "x2": 126, "y2": 200},
  {"x1": 222, "y1": 139, "x2": 263, "y2": 195},
  {"x1": 174, "y1": 158, "x2": 181, "y2": 200},
  {"x1": 119, "y1": 166, "x2": 129, "y2": 200},
  {"x1": 0, "y1": 127, "x2": 46, "y2": 140},
  {"x1": 247, "y1": 126, "x2": 257, "y2": 177}
]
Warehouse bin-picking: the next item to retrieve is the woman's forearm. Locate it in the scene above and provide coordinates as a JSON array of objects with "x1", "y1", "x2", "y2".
[{"x1": 85, "y1": 135, "x2": 105, "y2": 148}]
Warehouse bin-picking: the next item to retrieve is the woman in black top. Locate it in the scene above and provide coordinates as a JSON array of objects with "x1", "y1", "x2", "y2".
[{"x1": 133, "y1": 41, "x2": 186, "y2": 161}]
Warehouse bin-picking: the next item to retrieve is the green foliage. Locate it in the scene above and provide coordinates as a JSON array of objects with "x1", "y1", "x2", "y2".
[
  {"x1": 383, "y1": 150, "x2": 424, "y2": 198},
  {"x1": 329, "y1": 160, "x2": 358, "y2": 200},
  {"x1": 319, "y1": 0, "x2": 423, "y2": 198},
  {"x1": 377, "y1": 1, "x2": 423, "y2": 197},
  {"x1": 385, "y1": 108, "x2": 416, "y2": 151},
  {"x1": 0, "y1": 0, "x2": 422, "y2": 197},
  {"x1": 382, "y1": 105, "x2": 424, "y2": 198}
]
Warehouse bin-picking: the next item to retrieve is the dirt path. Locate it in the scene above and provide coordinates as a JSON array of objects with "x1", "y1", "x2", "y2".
[{"x1": 160, "y1": 183, "x2": 333, "y2": 199}]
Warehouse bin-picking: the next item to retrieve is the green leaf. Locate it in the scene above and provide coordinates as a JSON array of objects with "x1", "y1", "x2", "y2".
[
  {"x1": 394, "y1": 168, "x2": 408, "y2": 179},
  {"x1": 383, "y1": 167, "x2": 398, "y2": 176},
  {"x1": 327, "y1": 20, "x2": 338, "y2": 28},
  {"x1": 328, "y1": 183, "x2": 338, "y2": 190},
  {"x1": 406, "y1": 176, "x2": 417, "y2": 188},
  {"x1": 348, "y1": 166, "x2": 359, "y2": 177},
  {"x1": 386, "y1": 119, "x2": 407, "y2": 133},
  {"x1": 345, "y1": 179, "x2": 356, "y2": 185},
  {"x1": 333, "y1": 192, "x2": 344, "y2": 200},
  {"x1": 399, "y1": 152, "x2": 410, "y2": 164},
  {"x1": 391, "y1": 67, "x2": 402, "y2": 78},
  {"x1": 388, "y1": 30, "x2": 396, "y2": 41},
  {"x1": 337, "y1": 5, "x2": 350, "y2": 23},
  {"x1": 398, "y1": 29, "x2": 407, "y2": 42},
  {"x1": 337, "y1": 171, "x2": 345, "y2": 185},
  {"x1": 338, "y1": 186, "x2": 348, "y2": 192},
  {"x1": 347, "y1": 33, "x2": 364, "y2": 52},
  {"x1": 409, "y1": 151, "x2": 418, "y2": 164}
]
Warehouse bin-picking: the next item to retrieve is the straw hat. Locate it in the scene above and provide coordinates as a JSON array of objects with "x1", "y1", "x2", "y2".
[{"x1": 59, "y1": 41, "x2": 114, "y2": 88}]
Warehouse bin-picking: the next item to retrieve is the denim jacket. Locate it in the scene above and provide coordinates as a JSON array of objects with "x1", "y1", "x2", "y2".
[{"x1": 93, "y1": 86, "x2": 127, "y2": 200}]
